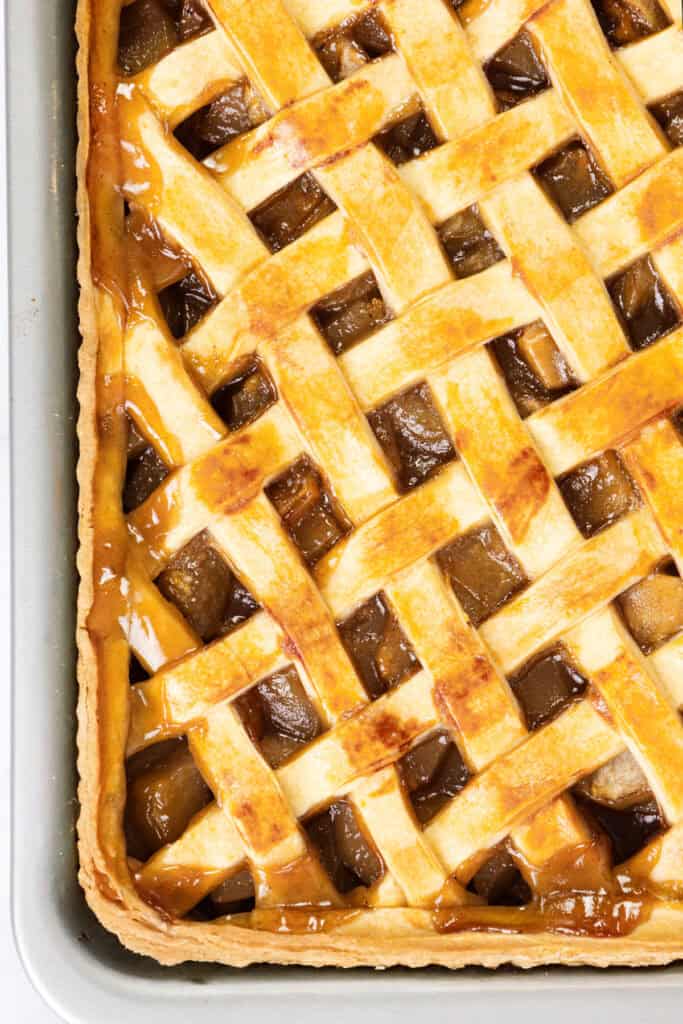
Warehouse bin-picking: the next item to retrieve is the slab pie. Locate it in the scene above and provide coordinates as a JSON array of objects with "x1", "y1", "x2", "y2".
[{"x1": 77, "y1": 0, "x2": 683, "y2": 967}]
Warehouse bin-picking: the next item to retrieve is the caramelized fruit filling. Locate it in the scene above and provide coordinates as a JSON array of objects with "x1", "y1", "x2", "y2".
[
  {"x1": 400, "y1": 730, "x2": 471, "y2": 824},
  {"x1": 468, "y1": 844, "x2": 532, "y2": 906},
  {"x1": 236, "y1": 665, "x2": 321, "y2": 768},
  {"x1": 130, "y1": 653, "x2": 151, "y2": 684},
  {"x1": 484, "y1": 32, "x2": 549, "y2": 112},
  {"x1": 203, "y1": 868, "x2": 256, "y2": 917},
  {"x1": 576, "y1": 750, "x2": 650, "y2": 810},
  {"x1": 175, "y1": 80, "x2": 269, "y2": 161},
  {"x1": 534, "y1": 141, "x2": 613, "y2": 222},
  {"x1": 118, "y1": 0, "x2": 213, "y2": 76},
  {"x1": 338, "y1": 593, "x2": 419, "y2": 700},
  {"x1": 651, "y1": 92, "x2": 683, "y2": 147},
  {"x1": 306, "y1": 800, "x2": 383, "y2": 893},
  {"x1": 374, "y1": 108, "x2": 440, "y2": 166},
  {"x1": 608, "y1": 255, "x2": 680, "y2": 350},
  {"x1": 575, "y1": 791, "x2": 664, "y2": 863},
  {"x1": 125, "y1": 739, "x2": 212, "y2": 861},
  {"x1": 591, "y1": 0, "x2": 669, "y2": 47},
  {"x1": 156, "y1": 531, "x2": 259, "y2": 641},
  {"x1": 437, "y1": 205, "x2": 504, "y2": 279},
  {"x1": 491, "y1": 322, "x2": 574, "y2": 417},
  {"x1": 368, "y1": 383, "x2": 456, "y2": 492},
  {"x1": 509, "y1": 647, "x2": 588, "y2": 731},
  {"x1": 559, "y1": 450, "x2": 640, "y2": 537},
  {"x1": 617, "y1": 565, "x2": 683, "y2": 653},
  {"x1": 124, "y1": 416, "x2": 169, "y2": 513},
  {"x1": 311, "y1": 271, "x2": 391, "y2": 354},
  {"x1": 126, "y1": 206, "x2": 189, "y2": 292},
  {"x1": 266, "y1": 456, "x2": 351, "y2": 566},
  {"x1": 158, "y1": 268, "x2": 218, "y2": 340},
  {"x1": 249, "y1": 173, "x2": 336, "y2": 252},
  {"x1": 314, "y1": 9, "x2": 393, "y2": 83},
  {"x1": 437, "y1": 523, "x2": 528, "y2": 626},
  {"x1": 210, "y1": 357, "x2": 276, "y2": 431}
]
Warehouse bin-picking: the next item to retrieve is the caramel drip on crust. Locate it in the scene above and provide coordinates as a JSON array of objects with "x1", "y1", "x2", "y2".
[{"x1": 81, "y1": 0, "x2": 135, "y2": 888}]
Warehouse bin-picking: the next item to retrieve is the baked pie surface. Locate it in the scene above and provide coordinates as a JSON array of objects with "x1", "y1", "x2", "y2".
[{"x1": 76, "y1": 0, "x2": 683, "y2": 967}]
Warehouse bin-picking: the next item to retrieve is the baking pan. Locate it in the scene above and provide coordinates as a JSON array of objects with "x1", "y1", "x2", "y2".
[{"x1": 7, "y1": 0, "x2": 683, "y2": 1020}]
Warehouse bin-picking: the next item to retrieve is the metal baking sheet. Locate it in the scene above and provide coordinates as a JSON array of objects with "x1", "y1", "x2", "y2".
[{"x1": 8, "y1": 0, "x2": 682, "y2": 1019}]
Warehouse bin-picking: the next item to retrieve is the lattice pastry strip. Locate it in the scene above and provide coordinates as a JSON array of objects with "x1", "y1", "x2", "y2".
[
  {"x1": 119, "y1": 89, "x2": 264, "y2": 294},
  {"x1": 385, "y1": 560, "x2": 597, "y2": 881},
  {"x1": 429, "y1": 346, "x2": 579, "y2": 576},
  {"x1": 481, "y1": 508, "x2": 668, "y2": 673},
  {"x1": 529, "y1": 327, "x2": 683, "y2": 476},
  {"x1": 385, "y1": 0, "x2": 495, "y2": 138},
  {"x1": 565, "y1": 607, "x2": 683, "y2": 823},
  {"x1": 134, "y1": 26, "x2": 243, "y2": 126},
  {"x1": 425, "y1": 698, "x2": 624, "y2": 874},
  {"x1": 340, "y1": 260, "x2": 543, "y2": 410},
  {"x1": 530, "y1": 0, "x2": 665, "y2": 186},
  {"x1": 209, "y1": 0, "x2": 330, "y2": 108}
]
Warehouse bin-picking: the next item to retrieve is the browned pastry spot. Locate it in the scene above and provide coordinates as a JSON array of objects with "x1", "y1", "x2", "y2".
[
  {"x1": 617, "y1": 563, "x2": 683, "y2": 653},
  {"x1": 314, "y1": 9, "x2": 393, "y2": 83},
  {"x1": 156, "y1": 531, "x2": 259, "y2": 641},
  {"x1": 249, "y1": 172, "x2": 336, "y2": 252},
  {"x1": 559, "y1": 450, "x2": 640, "y2": 537},
  {"x1": 491, "y1": 322, "x2": 575, "y2": 418},
  {"x1": 306, "y1": 800, "x2": 384, "y2": 893},
  {"x1": 484, "y1": 32, "x2": 549, "y2": 112},
  {"x1": 437, "y1": 523, "x2": 528, "y2": 626},
  {"x1": 368, "y1": 382, "x2": 456, "y2": 492},
  {"x1": 125, "y1": 739, "x2": 212, "y2": 861},
  {"x1": 373, "y1": 108, "x2": 440, "y2": 166},
  {"x1": 574, "y1": 791, "x2": 665, "y2": 863},
  {"x1": 235, "y1": 665, "x2": 322, "y2": 769},
  {"x1": 117, "y1": 0, "x2": 212, "y2": 76},
  {"x1": 509, "y1": 646, "x2": 588, "y2": 731},
  {"x1": 590, "y1": 0, "x2": 669, "y2": 48},
  {"x1": 338, "y1": 593, "x2": 419, "y2": 700},
  {"x1": 175, "y1": 80, "x2": 269, "y2": 162},
  {"x1": 650, "y1": 92, "x2": 683, "y2": 147},
  {"x1": 608, "y1": 255, "x2": 680, "y2": 350},
  {"x1": 438, "y1": 205, "x2": 505, "y2": 279},
  {"x1": 311, "y1": 271, "x2": 392, "y2": 353},
  {"x1": 468, "y1": 843, "x2": 532, "y2": 906},
  {"x1": 123, "y1": 416, "x2": 169, "y2": 512},
  {"x1": 266, "y1": 456, "x2": 351, "y2": 566},
  {"x1": 399, "y1": 730, "x2": 470, "y2": 825},
  {"x1": 535, "y1": 140, "x2": 614, "y2": 222},
  {"x1": 210, "y1": 357, "x2": 277, "y2": 431}
]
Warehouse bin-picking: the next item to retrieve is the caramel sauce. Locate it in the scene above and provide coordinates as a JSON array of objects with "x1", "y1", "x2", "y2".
[
  {"x1": 437, "y1": 835, "x2": 653, "y2": 938},
  {"x1": 134, "y1": 863, "x2": 228, "y2": 919},
  {"x1": 245, "y1": 908, "x2": 361, "y2": 934},
  {"x1": 253, "y1": 854, "x2": 342, "y2": 909}
]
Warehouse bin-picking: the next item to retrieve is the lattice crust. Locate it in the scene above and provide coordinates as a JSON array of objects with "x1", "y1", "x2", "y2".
[{"x1": 77, "y1": 0, "x2": 683, "y2": 968}]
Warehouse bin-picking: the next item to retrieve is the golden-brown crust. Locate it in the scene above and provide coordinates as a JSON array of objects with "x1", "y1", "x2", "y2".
[{"x1": 76, "y1": 0, "x2": 683, "y2": 967}]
